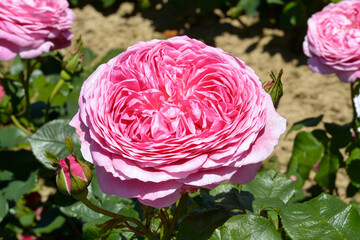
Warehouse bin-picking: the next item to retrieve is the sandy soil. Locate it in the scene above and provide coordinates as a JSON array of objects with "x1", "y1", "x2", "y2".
[{"x1": 71, "y1": 2, "x2": 354, "y2": 199}]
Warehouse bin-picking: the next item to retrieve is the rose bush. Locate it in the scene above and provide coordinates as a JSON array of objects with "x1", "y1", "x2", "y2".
[
  {"x1": 0, "y1": 0, "x2": 75, "y2": 61},
  {"x1": 70, "y1": 36, "x2": 286, "y2": 208},
  {"x1": 303, "y1": 0, "x2": 360, "y2": 83}
]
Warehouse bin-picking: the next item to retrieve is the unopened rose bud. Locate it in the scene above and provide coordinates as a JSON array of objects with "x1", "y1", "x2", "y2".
[
  {"x1": 56, "y1": 155, "x2": 92, "y2": 199},
  {"x1": 62, "y1": 37, "x2": 84, "y2": 81},
  {"x1": 263, "y1": 69, "x2": 283, "y2": 108}
]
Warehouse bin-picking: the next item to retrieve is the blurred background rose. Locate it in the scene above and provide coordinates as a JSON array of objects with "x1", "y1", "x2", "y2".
[
  {"x1": 0, "y1": 0, "x2": 75, "y2": 61},
  {"x1": 303, "y1": 0, "x2": 360, "y2": 82}
]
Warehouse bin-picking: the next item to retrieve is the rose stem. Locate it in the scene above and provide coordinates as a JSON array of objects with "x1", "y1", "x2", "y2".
[
  {"x1": 10, "y1": 115, "x2": 31, "y2": 135},
  {"x1": 44, "y1": 78, "x2": 65, "y2": 122},
  {"x1": 79, "y1": 197, "x2": 158, "y2": 240},
  {"x1": 162, "y1": 193, "x2": 188, "y2": 240},
  {"x1": 351, "y1": 81, "x2": 360, "y2": 140},
  {"x1": 19, "y1": 59, "x2": 35, "y2": 130}
]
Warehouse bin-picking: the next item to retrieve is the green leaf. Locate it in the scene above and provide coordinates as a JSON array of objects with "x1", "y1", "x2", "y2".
[
  {"x1": 102, "y1": 0, "x2": 116, "y2": 8},
  {"x1": 216, "y1": 190, "x2": 254, "y2": 213},
  {"x1": 60, "y1": 201, "x2": 103, "y2": 222},
  {"x1": 0, "y1": 126, "x2": 28, "y2": 148},
  {"x1": 280, "y1": 193, "x2": 360, "y2": 240},
  {"x1": 210, "y1": 214, "x2": 281, "y2": 240},
  {"x1": 287, "y1": 132, "x2": 324, "y2": 185},
  {"x1": 314, "y1": 141, "x2": 341, "y2": 191},
  {"x1": 347, "y1": 159, "x2": 360, "y2": 188},
  {"x1": 138, "y1": 0, "x2": 151, "y2": 9},
  {"x1": 28, "y1": 119, "x2": 82, "y2": 169},
  {"x1": 228, "y1": 1, "x2": 243, "y2": 18},
  {"x1": 0, "y1": 194, "x2": 8, "y2": 223},
  {"x1": 242, "y1": 170, "x2": 296, "y2": 204},
  {"x1": 252, "y1": 198, "x2": 285, "y2": 215},
  {"x1": 346, "y1": 147, "x2": 360, "y2": 165},
  {"x1": 324, "y1": 123, "x2": 352, "y2": 148},
  {"x1": 33, "y1": 215, "x2": 66, "y2": 234},
  {"x1": 18, "y1": 209, "x2": 36, "y2": 228},
  {"x1": 281, "y1": 1, "x2": 302, "y2": 26},
  {"x1": 286, "y1": 115, "x2": 323, "y2": 137},
  {"x1": 0, "y1": 170, "x2": 14, "y2": 181},
  {"x1": 178, "y1": 208, "x2": 232, "y2": 240},
  {"x1": 1, "y1": 171, "x2": 37, "y2": 202},
  {"x1": 240, "y1": 0, "x2": 260, "y2": 16},
  {"x1": 267, "y1": 0, "x2": 284, "y2": 4},
  {"x1": 9, "y1": 56, "x2": 24, "y2": 75},
  {"x1": 351, "y1": 202, "x2": 360, "y2": 216}
]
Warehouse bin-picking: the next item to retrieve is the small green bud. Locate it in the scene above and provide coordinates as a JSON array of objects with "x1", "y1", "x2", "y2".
[{"x1": 62, "y1": 37, "x2": 84, "y2": 75}]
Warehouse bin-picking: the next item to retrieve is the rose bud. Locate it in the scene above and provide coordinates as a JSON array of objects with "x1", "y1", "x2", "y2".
[
  {"x1": 56, "y1": 155, "x2": 92, "y2": 199},
  {"x1": 263, "y1": 69, "x2": 283, "y2": 108},
  {"x1": 61, "y1": 37, "x2": 84, "y2": 82}
]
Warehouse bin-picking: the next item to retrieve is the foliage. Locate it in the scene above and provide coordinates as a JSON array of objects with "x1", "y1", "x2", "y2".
[{"x1": 1, "y1": 0, "x2": 360, "y2": 239}]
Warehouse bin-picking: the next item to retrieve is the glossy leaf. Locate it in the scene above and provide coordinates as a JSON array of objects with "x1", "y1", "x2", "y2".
[
  {"x1": 287, "y1": 131, "x2": 324, "y2": 184},
  {"x1": 324, "y1": 123, "x2": 352, "y2": 149},
  {"x1": 347, "y1": 159, "x2": 360, "y2": 188},
  {"x1": 28, "y1": 119, "x2": 81, "y2": 169},
  {"x1": 0, "y1": 126, "x2": 28, "y2": 148},
  {"x1": 286, "y1": 115, "x2": 323, "y2": 137},
  {"x1": 210, "y1": 214, "x2": 281, "y2": 240},
  {"x1": 1, "y1": 171, "x2": 37, "y2": 202},
  {"x1": 280, "y1": 193, "x2": 360, "y2": 240},
  {"x1": 0, "y1": 194, "x2": 8, "y2": 223},
  {"x1": 314, "y1": 141, "x2": 341, "y2": 191},
  {"x1": 242, "y1": 170, "x2": 296, "y2": 204},
  {"x1": 346, "y1": 148, "x2": 360, "y2": 188}
]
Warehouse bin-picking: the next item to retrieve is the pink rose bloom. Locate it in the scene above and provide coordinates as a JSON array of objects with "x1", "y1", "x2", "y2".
[
  {"x1": 303, "y1": 0, "x2": 360, "y2": 83},
  {"x1": 70, "y1": 36, "x2": 286, "y2": 208},
  {"x1": 0, "y1": 0, "x2": 75, "y2": 61}
]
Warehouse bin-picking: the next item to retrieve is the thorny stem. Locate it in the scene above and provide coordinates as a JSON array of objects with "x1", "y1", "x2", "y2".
[
  {"x1": 79, "y1": 197, "x2": 158, "y2": 240},
  {"x1": 162, "y1": 193, "x2": 188, "y2": 240}
]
